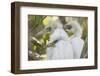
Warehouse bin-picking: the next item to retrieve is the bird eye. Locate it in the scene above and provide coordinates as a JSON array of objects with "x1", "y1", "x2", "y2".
[
  {"x1": 66, "y1": 25, "x2": 72, "y2": 29},
  {"x1": 47, "y1": 27, "x2": 51, "y2": 31}
]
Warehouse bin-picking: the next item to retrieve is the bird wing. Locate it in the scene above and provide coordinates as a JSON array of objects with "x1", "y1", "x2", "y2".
[{"x1": 70, "y1": 37, "x2": 84, "y2": 59}]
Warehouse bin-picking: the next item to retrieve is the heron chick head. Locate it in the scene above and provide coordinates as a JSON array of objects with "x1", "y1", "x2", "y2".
[
  {"x1": 37, "y1": 17, "x2": 63, "y2": 36},
  {"x1": 64, "y1": 21, "x2": 83, "y2": 37}
]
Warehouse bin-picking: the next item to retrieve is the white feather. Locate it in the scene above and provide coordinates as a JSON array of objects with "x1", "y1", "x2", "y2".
[
  {"x1": 46, "y1": 19, "x2": 74, "y2": 60},
  {"x1": 68, "y1": 21, "x2": 84, "y2": 59}
]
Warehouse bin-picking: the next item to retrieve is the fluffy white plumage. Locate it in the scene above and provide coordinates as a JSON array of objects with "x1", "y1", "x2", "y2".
[
  {"x1": 45, "y1": 19, "x2": 74, "y2": 60},
  {"x1": 46, "y1": 27, "x2": 74, "y2": 59},
  {"x1": 37, "y1": 17, "x2": 84, "y2": 59},
  {"x1": 65, "y1": 21, "x2": 84, "y2": 59},
  {"x1": 70, "y1": 37, "x2": 84, "y2": 58}
]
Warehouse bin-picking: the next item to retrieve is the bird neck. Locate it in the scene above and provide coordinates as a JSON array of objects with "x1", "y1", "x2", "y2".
[{"x1": 73, "y1": 31, "x2": 82, "y2": 38}]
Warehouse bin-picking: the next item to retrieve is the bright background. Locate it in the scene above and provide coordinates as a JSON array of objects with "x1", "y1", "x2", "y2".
[{"x1": 0, "y1": 0, "x2": 100, "y2": 76}]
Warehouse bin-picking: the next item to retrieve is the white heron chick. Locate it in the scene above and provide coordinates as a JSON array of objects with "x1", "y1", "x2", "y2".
[
  {"x1": 64, "y1": 21, "x2": 84, "y2": 59},
  {"x1": 37, "y1": 17, "x2": 74, "y2": 60}
]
